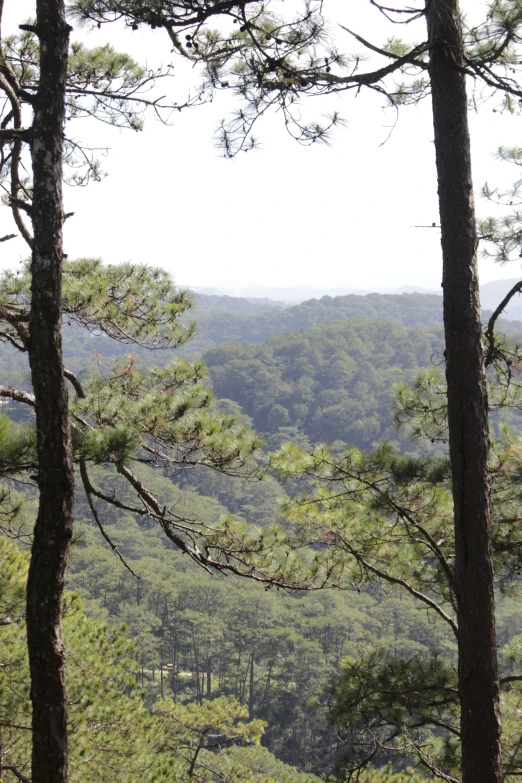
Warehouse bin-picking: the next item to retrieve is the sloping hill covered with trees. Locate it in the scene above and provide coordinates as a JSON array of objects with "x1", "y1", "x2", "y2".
[
  {"x1": 3, "y1": 278, "x2": 522, "y2": 781},
  {"x1": 187, "y1": 293, "x2": 444, "y2": 355},
  {"x1": 204, "y1": 318, "x2": 445, "y2": 450}
]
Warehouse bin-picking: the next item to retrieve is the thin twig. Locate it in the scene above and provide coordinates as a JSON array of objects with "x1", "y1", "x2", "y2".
[
  {"x1": 79, "y1": 459, "x2": 140, "y2": 579},
  {"x1": 485, "y1": 280, "x2": 522, "y2": 366},
  {"x1": 4, "y1": 767, "x2": 32, "y2": 783}
]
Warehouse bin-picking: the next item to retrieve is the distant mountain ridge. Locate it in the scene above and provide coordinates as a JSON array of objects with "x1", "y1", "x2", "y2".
[
  {"x1": 2, "y1": 284, "x2": 521, "y2": 385},
  {"x1": 182, "y1": 286, "x2": 522, "y2": 359},
  {"x1": 191, "y1": 283, "x2": 441, "y2": 303},
  {"x1": 193, "y1": 278, "x2": 522, "y2": 319},
  {"x1": 193, "y1": 293, "x2": 286, "y2": 315},
  {"x1": 184, "y1": 292, "x2": 445, "y2": 357}
]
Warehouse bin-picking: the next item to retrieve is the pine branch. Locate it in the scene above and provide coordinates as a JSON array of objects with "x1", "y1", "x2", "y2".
[
  {"x1": 485, "y1": 279, "x2": 522, "y2": 367},
  {"x1": 4, "y1": 767, "x2": 32, "y2": 783},
  {"x1": 0, "y1": 129, "x2": 30, "y2": 142},
  {"x1": 333, "y1": 527, "x2": 458, "y2": 637},
  {"x1": 64, "y1": 369, "x2": 85, "y2": 399},
  {"x1": 0, "y1": 385, "x2": 35, "y2": 406},
  {"x1": 500, "y1": 674, "x2": 522, "y2": 685},
  {"x1": 79, "y1": 459, "x2": 140, "y2": 579}
]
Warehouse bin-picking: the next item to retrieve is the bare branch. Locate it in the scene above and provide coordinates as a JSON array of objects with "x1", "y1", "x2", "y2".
[
  {"x1": 0, "y1": 385, "x2": 35, "y2": 406},
  {"x1": 500, "y1": 674, "x2": 522, "y2": 686},
  {"x1": 64, "y1": 368, "x2": 85, "y2": 399},
  {"x1": 485, "y1": 279, "x2": 522, "y2": 367},
  {"x1": 369, "y1": 0, "x2": 425, "y2": 22},
  {"x1": 334, "y1": 528, "x2": 458, "y2": 637},
  {"x1": 0, "y1": 128, "x2": 30, "y2": 142},
  {"x1": 0, "y1": 330, "x2": 26, "y2": 352},
  {"x1": 405, "y1": 731, "x2": 461, "y2": 783},
  {"x1": 0, "y1": 68, "x2": 33, "y2": 249},
  {"x1": 339, "y1": 23, "x2": 422, "y2": 62},
  {"x1": 4, "y1": 767, "x2": 32, "y2": 783},
  {"x1": 79, "y1": 459, "x2": 140, "y2": 579}
]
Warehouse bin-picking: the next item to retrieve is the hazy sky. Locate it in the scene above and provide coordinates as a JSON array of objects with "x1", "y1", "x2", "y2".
[{"x1": 2, "y1": 0, "x2": 521, "y2": 295}]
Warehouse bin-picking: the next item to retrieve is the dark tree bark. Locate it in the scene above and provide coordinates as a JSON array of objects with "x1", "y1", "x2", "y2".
[
  {"x1": 25, "y1": 3, "x2": 74, "y2": 783},
  {"x1": 426, "y1": 1, "x2": 502, "y2": 781}
]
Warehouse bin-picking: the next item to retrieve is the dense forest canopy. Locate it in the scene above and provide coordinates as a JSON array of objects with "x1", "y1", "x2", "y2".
[
  {"x1": 188, "y1": 293, "x2": 445, "y2": 355},
  {"x1": 3, "y1": 280, "x2": 522, "y2": 780},
  {"x1": 204, "y1": 318, "x2": 444, "y2": 449}
]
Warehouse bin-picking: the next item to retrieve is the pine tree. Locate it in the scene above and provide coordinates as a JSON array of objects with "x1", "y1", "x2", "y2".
[
  {"x1": 272, "y1": 344, "x2": 522, "y2": 781},
  {"x1": 0, "y1": 4, "x2": 295, "y2": 780},
  {"x1": 4, "y1": 2, "x2": 522, "y2": 781},
  {"x1": 159, "y1": 1, "x2": 522, "y2": 778}
]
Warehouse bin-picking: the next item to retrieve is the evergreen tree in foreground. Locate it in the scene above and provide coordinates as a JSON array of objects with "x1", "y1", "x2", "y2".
[
  {"x1": 271, "y1": 344, "x2": 522, "y2": 781},
  {"x1": 0, "y1": 257, "x2": 300, "y2": 578},
  {"x1": 5, "y1": 1, "x2": 522, "y2": 780},
  {"x1": 69, "y1": 2, "x2": 522, "y2": 779}
]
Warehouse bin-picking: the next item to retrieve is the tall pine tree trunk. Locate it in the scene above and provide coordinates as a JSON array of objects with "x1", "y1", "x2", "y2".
[
  {"x1": 426, "y1": 1, "x2": 502, "y2": 780},
  {"x1": 26, "y1": 3, "x2": 74, "y2": 783}
]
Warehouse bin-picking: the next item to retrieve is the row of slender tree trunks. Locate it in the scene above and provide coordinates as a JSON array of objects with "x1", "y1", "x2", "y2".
[{"x1": 23, "y1": 0, "x2": 504, "y2": 782}]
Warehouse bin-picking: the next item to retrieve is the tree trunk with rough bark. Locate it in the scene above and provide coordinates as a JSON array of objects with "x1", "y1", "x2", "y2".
[
  {"x1": 426, "y1": 1, "x2": 502, "y2": 781},
  {"x1": 26, "y1": 3, "x2": 74, "y2": 783}
]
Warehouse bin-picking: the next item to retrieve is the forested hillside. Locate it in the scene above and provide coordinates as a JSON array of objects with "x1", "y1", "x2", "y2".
[
  {"x1": 187, "y1": 293, "x2": 444, "y2": 356},
  {"x1": 193, "y1": 293, "x2": 287, "y2": 315},
  {"x1": 0, "y1": 292, "x2": 448, "y2": 444},
  {"x1": 204, "y1": 318, "x2": 444, "y2": 450},
  {"x1": 3, "y1": 283, "x2": 522, "y2": 781},
  {"x1": 66, "y1": 470, "x2": 458, "y2": 771}
]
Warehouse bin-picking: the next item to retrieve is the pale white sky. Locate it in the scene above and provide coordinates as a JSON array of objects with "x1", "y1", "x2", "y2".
[{"x1": 1, "y1": 0, "x2": 521, "y2": 295}]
